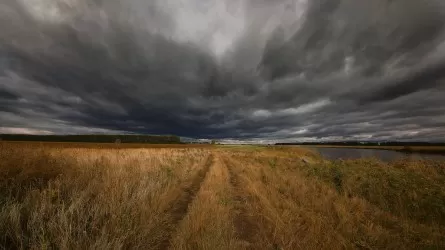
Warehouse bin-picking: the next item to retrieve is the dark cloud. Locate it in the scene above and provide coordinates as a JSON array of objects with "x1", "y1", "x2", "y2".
[
  {"x1": 0, "y1": 90, "x2": 18, "y2": 100},
  {"x1": 0, "y1": 0, "x2": 445, "y2": 141}
]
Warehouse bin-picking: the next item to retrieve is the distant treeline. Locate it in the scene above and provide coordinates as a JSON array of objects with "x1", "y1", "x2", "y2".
[
  {"x1": 0, "y1": 134, "x2": 181, "y2": 144},
  {"x1": 276, "y1": 141, "x2": 445, "y2": 146}
]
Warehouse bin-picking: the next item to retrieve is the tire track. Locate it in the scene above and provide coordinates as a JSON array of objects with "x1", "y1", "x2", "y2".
[
  {"x1": 223, "y1": 157, "x2": 257, "y2": 249},
  {"x1": 226, "y1": 155, "x2": 283, "y2": 250},
  {"x1": 157, "y1": 154, "x2": 214, "y2": 250}
]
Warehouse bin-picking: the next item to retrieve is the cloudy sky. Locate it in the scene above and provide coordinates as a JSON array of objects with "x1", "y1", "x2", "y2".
[{"x1": 1, "y1": 0, "x2": 445, "y2": 142}]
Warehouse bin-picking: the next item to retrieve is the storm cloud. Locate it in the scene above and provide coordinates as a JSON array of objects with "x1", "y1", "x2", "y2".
[{"x1": 1, "y1": 0, "x2": 445, "y2": 141}]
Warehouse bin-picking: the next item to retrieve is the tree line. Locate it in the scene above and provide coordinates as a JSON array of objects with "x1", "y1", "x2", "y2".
[{"x1": 0, "y1": 134, "x2": 181, "y2": 144}]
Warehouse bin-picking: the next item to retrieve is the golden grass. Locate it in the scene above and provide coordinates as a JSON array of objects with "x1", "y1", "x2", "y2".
[
  {"x1": 170, "y1": 155, "x2": 240, "y2": 250},
  {"x1": 1, "y1": 142, "x2": 444, "y2": 249},
  {"x1": 0, "y1": 142, "x2": 210, "y2": 249},
  {"x1": 224, "y1": 151, "x2": 445, "y2": 249}
]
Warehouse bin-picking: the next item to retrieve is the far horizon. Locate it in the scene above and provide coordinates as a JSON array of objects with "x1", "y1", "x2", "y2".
[{"x1": 2, "y1": 133, "x2": 445, "y2": 145}]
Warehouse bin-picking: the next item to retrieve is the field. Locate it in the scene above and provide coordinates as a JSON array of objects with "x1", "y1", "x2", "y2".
[{"x1": 1, "y1": 142, "x2": 445, "y2": 249}]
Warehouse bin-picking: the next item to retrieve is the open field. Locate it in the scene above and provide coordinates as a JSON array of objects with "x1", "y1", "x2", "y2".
[
  {"x1": 306, "y1": 145, "x2": 445, "y2": 154},
  {"x1": 1, "y1": 142, "x2": 445, "y2": 249}
]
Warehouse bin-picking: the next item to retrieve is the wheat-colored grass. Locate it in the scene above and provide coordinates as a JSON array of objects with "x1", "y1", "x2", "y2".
[
  {"x1": 170, "y1": 154, "x2": 241, "y2": 250},
  {"x1": 223, "y1": 150, "x2": 445, "y2": 249},
  {"x1": 0, "y1": 142, "x2": 210, "y2": 249},
  {"x1": 1, "y1": 142, "x2": 444, "y2": 249}
]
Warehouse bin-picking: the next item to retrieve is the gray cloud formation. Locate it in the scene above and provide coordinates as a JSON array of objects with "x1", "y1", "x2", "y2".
[{"x1": 1, "y1": 0, "x2": 445, "y2": 141}]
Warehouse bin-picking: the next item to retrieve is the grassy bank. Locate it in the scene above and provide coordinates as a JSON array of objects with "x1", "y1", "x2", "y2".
[{"x1": 1, "y1": 142, "x2": 444, "y2": 249}]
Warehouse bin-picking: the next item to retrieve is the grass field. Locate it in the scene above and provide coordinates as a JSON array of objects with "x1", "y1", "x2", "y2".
[{"x1": 1, "y1": 142, "x2": 445, "y2": 249}]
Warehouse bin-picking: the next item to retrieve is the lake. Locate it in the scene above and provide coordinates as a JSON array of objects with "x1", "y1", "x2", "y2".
[{"x1": 311, "y1": 147, "x2": 445, "y2": 162}]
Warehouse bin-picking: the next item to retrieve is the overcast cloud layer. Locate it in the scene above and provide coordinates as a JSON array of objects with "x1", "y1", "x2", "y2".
[{"x1": 1, "y1": 0, "x2": 445, "y2": 141}]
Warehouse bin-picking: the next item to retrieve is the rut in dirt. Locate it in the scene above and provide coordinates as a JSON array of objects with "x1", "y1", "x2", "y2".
[
  {"x1": 223, "y1": 157, "x2": 258, "y2": 248},
  {"x1": 157, "y1": 154, "x2": 214, "y2": 250}
]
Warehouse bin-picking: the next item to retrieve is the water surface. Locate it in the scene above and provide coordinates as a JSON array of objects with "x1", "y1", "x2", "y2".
[{"x1": 311, "y1": 147, "x2": 445, "y2": 162}]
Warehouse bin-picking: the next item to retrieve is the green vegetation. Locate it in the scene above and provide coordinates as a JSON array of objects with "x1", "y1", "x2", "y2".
[{"x1": 299, "y1": 158, "x2": 445, "y2": 224}]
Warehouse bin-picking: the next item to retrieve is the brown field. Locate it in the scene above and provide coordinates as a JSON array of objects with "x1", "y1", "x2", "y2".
[
  {"x1": 309, "y1": 144, "x2": 445, "y2": 154},
  {"x1": 1, "y1": 141, "x2": 445, "y2": 249}
]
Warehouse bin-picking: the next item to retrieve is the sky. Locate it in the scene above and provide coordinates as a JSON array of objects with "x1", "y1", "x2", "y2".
[{"x1": 1, "y1": 0, "x2": 445, "y2": 142}]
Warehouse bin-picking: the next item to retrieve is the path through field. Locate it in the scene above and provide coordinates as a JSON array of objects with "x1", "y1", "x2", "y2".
[
  {"x1": 158, "y1": 149, "x2": 445, "y2": 250},
  {"x1": 158, "y1": 154, "x2": 214, "y2": 249},
  {"x1": 226, "y1": 157, "x2": 257, "y2": 249},
  {"x1": 1, "y1": 143, "x2": 445, "y2": 249}
]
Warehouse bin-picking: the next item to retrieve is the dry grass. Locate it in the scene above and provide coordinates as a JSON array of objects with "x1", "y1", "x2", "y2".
[
  {"x1": 224, "y1": 150, "x2": 445, "y2": 249},
  {"x1": 170, "y1": 155, "x2": 240, "y2": 250},
  {"x1": 1, "y1": 142, "x2": 445, "y2": 249},
  {"x1": 0, "y1": 142, "x2": 210, "y2": 249}
]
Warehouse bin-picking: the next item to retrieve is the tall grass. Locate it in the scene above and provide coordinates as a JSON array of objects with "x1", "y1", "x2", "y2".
[
  {"x1": 1, "y1": 142, "x2": 444, "y2": 249},
  {"x1": 170, "y1": 155, "x2": 239, "y2": 250},
  {"x1": 223, "y1": 149, "x2": 445, "y2": 249},
  {"x1": 0, "y1": 142, "x2": 209, "y2": 249},
  {"x1": 298, "y1": 158, "x2": 445, "y2": 224}
]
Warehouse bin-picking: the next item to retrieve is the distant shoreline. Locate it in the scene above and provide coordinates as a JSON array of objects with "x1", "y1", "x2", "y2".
[{"x1": 300, "y1": 145, "x2": 445, "y2": 155}]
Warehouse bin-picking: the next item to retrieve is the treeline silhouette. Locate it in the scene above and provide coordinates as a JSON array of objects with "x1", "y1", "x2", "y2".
[{"x1": 0, "y1": 134, "x2": 181, "y2": 144}]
